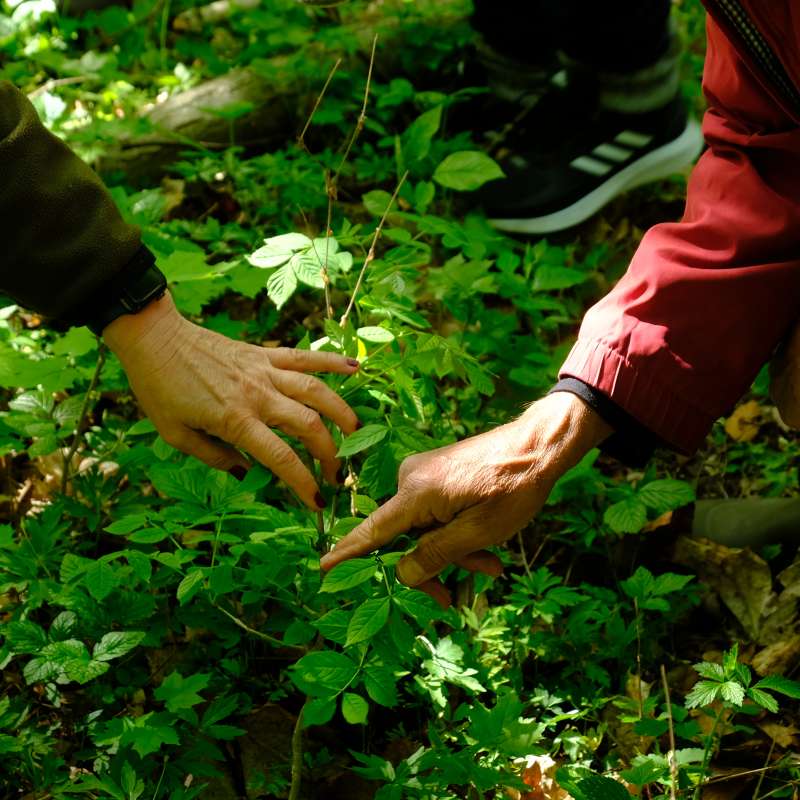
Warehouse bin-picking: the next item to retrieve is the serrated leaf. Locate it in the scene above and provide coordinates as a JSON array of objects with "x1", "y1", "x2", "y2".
[
  {"x1": 320, "y1": 559, "x2": 378, "y2": 593},
  {"x1": 364, "y1": 665, "x2": 398, "y2": 707},
  {"x1": 84, "y1": 561, "x2": 119, "y2": 601},
  {"x1": 533, "y1": 265, "x2": 590, "y2": 292},
  {"x1": 292, "y1": 253, "x2": 325, "y2": 288},
  {"x1": 685, "y1": 680, "x2": 721, "y2": 709},
  {"x1": 433, "y1": 151, "x2": 504, "y2": 191},
  {"x1": 575, "y1": 775, "x2": 631, "y2": 800},
  {"x1": 719, "y1": 680, "x2": 745, "y2": 706},
  {"x1": 93, "y1": 631, "x2": 145, "y2": 662},
  {"x1": 176, "y1": 570, "x2": 205, "y2": 605},
  {"x1": 747, "y1": 687, "x2": 779, "y2": 713},
  {"x1": 314, "y1": 609, "x2": 351, "y2": 645},
  {"x1": 265, "y1": 232, "x2": 312, "y2": 250},
  {"x1": 23, "y1": 657, "x2": 61, "y2": 684},
  {"x1": 638, "y1": 479, "x2": 695, "y2": 512},
  {"x1": 64, "y1": 658, "x2": 109, "y2": 684},
  {"x1": 754, "y1": 674, "x2": 800, "y2": 698},
  {"x1": 604, "y1": 497, "x2": 647, "y2": 534},
  {"x1": 336, "y1": 424, "x2": 388, "y2": 457},
  {"x1": 154, "y1": 671, "x2": 210, "y2": 712},
  {"x1": 267, "y1": 262, "x2": 297, "y2": 309},
  {"x1": 341, "y1": 692, "x2": 369, "y2": 724},
  {"x1": 248, "y1": 244, "x2": 294, "y2": 269},
  {"x1": 693, "y1": 661, "x2": 725, "y2": 681},
  {"x1": 346, "y1": 597, "x2": 390, "y2": 646},
  {"x1": 5, "y1": 620, "x2": 47, "y2": 654}
]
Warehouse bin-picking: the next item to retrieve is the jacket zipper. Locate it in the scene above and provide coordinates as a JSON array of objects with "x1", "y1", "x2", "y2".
[{"x1": 709, "y1": 0, "x2": 800, "y2": 115}]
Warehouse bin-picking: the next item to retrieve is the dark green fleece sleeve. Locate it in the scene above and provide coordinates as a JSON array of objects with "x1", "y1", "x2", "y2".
[{"x1": 0, "y1": 81, "x2": 143, "y2": 325}]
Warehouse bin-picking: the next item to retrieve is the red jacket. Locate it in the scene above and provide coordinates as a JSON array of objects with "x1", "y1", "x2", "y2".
[{"x1": 559, "y1": 1, "x2": 800, "y2": 452}]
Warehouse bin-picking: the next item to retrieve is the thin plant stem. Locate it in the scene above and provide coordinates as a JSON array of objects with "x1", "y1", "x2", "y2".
[
  {"x1": 288, "y1": 699, "x2": 308, "y2": 800},
  {"x1": 297, "y1": 58, "x2": 342, "y2": 150},
  {"x1": 151, "y1": 756, "x2": 168, "y2": 800},
  {"x1": 340, "y1": 171, "x2": 408, "y2": 327},
  {"x1": 62, "y1": 343, "x2": 107, "y2": 495},
  {"x1": 332, "y1": 33, "x2": 377, "y2": 186},
  {"x1": 660, "y1": 664, "x2": 678, "y2": 800},
  {"x1": 213, "y1": 603, "x2": 306, "y2": 653},
  {"x1": 694, "y1": 708, "x2": 724, "y2": 800},
  {"x1": 753, "y1": 738, "x2": 776, "y2": 800},
  {"x1": 633, "y1": 598, "x2": 644, "y2": 720}
]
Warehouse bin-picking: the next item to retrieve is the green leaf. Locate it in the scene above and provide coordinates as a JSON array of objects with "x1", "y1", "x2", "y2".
[
  {"x1": 638, "y1": 479, "x2": 695, "y2": 512},
  {"x1": 290, "y1": 651, "x2": 359, "y2": 698},
  {"x1": 364, "y1": 665, "x2": 398, "y2": 707},
  {"x1": 122, "y1": 712, "x2": 180, "y2": 757},
  {"x1": 685, "y1": 680, "x2": 721, "y2": 709},
  {"x1": 319, "y1": 559, "x2": 378, "y2": 593},
  {"x1": 362, "y1": 190, "x2": 393, "y2": 217},
  {"x1": 23, "y1": 657, "x2": 61, "y2": 684},
  {"x1": 532, "y1": 265, "x2": 590, "y2": 292},
  {"x1": 201, "y1": 694, "x2": 239, "y2": 729},
  {"x1": 341, "y1": 692, "x2": 369, "y2": 724},
  {"x1": 303, "y1": 696, "x2": 336, "y2": 728},
  {"x1": 693, "y1": 661, "x2": 725, "y2": 681},
  {"x1": 604, "y1": 498, "x2": 648, "y2": 534},
  {"x1": 346, "y1": 597, "x2": 391, "y2": 646},
  {"x1": 84, "y1": 561, "x2": 119, "y2": 601},
  {"x1": 314, "y1": 609, "x2": 351, "y2": 645},
  {"x1": 176, "y1": 570, "x2": 205, "y2": 605},
  {"x1": 336, "y1": 424, "x2": 388, "y2": 457},
  {"x1": 402, "y1": 105, "x2": 442, "y2": 163},
  {"x1": 754, "y1": 675, "x2": 800, "y2": 698},
  {"x1": 292, "y1": 253, "x2": 325, "y2": 288},
  {"x1": 575, "y1": 775, "x2": 632, "y2": 800},
  {"x1": 49, "y1": 611, "x2": 77, "y2": 642},
  {"x1": 154, "y1": 671, "x2": 210, "y2": 712},
  {"x1": 633, "y1": 718, "x2": 669, "y2": 737},
  {"x1": 360, "y1": 445, "x2": 398, "y2": 499},
  {"x1": 719, "y1": 681, "x2": 746, "y2": 706},
  {"x1": 266, "y1": 262, "x2": 298, "y2": 309},
  {"x1": 64, "y1": 658, "x2": 109, "y2": 684},
  {"x1": 92, "y1": 631, "x2": 145, "y2": 662},
  {"x1": 433, "y1": 151, "x2": 504, "y2": 191},
  {"x1": 5, "y1": 620, "x2": 47, "y2": 654},
  {"x1": 357, "y1": 326, "x2": 395, "y2": 343},
  {"x1": 394, "y1": 589, "x2": 444, "y2": 625},
  {"x1": 747, "y1": 687, "x2": 779, "y2": 713}
]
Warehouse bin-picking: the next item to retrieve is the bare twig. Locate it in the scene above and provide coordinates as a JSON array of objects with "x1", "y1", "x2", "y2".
[
  {"x1": 297, "y1": 58, "x2": 342, "y2": 151},
  {"x1": 340, "y1": 170, "x2": 408, "y2": 326},
  {"x1": 660, "y1": 664, "x2": 678, "y2": 800},
  {"x1": 288, "y1": 699, "x2": 308, "y2": 800},
  {"x1": 62, "y1": 343, "x2": 107, "y2": 495},
  {"x1": 332, "y1": 33, "x2": 377, "y2": 186},
  {"x1": 28, "y1": 75, "x2": 91, "y2": 100},
  {"x1": 753, "y1": 738, "x2": 776, "y2": 800}
]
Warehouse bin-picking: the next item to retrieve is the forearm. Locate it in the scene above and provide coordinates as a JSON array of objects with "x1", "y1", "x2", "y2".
[{"x1": 0, "y1": 81, "x2": 142, "y2": 325}]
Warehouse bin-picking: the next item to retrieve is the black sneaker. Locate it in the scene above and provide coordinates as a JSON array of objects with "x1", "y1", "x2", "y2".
[{"x1": 480, "y1": 86, "x2": 704, "y2": 235}]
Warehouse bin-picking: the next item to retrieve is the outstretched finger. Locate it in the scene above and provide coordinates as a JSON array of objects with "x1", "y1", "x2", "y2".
[
  {"x1": 320, "y1": 493, "x2": 415, "y2": 571},
  {"x1": 271, "y1": 370, "x2": 360, "y2": 436},
  {"x1": 267, "y1": 347, "x2": 359, "y2": 375},
  {"x1": 232, "y1": 417, "x2": 324, "y2": 510},
  {"x1": 266, "y1": 396, "x2": 340, "y2": 486},
  {"x1": 454, "y1": 550, "x2": 504, "y2": 578}
]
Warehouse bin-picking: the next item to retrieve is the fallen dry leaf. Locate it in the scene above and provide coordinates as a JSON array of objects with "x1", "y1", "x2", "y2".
[
  {"x1": 759, "y1": 721, "x2": 800, "y2": 748},
  {"x1": 724, "y1": 400, "x2": 764, "y2": 442},
  {"x1": 753, "y1": 635, "x2": 800, "y2": 676}
]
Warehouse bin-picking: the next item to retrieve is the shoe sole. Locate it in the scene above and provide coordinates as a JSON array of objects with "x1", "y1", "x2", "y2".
[{"x1": 488, "y1": 117, "x2": 704, "y2": 235}]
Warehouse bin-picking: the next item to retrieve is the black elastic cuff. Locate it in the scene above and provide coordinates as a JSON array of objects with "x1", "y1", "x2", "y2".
[
  {"x1": 549, "y1": 378, "x2": 660, "y2": 467},
  {"x1": 59, "y1": 246, "x2": 158, "y2": 331}
]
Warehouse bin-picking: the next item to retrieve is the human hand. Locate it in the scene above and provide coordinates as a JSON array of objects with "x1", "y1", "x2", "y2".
[
  {"x1": 320, "y1": 392, "x2": 612, "y2": 606},
  {"x1": 103, "y1": 293, "x2": 360, "y2": 509}
]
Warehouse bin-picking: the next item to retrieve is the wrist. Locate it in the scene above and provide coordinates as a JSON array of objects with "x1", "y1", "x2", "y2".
[
  {"x1": 517, "y1": 391, "x2": 613, "y2": 481},
  {"x1": 103, "y1": 292, "x2": 183, "y2": 360}
]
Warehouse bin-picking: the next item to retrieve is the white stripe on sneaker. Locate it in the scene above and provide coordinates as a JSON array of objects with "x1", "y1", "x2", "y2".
[
  {"x1": 592, "y1": 143, "x2": 632, "y2": 162},
  {"x1": 614, "y1": 130, "x2": 653, "y2": 148},
  {"x1": 570, "y1": 155, "x2": 613, "y2": 176}
]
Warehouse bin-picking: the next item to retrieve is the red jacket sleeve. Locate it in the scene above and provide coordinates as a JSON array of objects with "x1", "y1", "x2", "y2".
[{"x1": 558, "y1": 15, "x2": 800, "y2": 453}]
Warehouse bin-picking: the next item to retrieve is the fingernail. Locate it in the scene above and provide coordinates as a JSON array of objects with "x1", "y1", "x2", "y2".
[
  {"x1": 314, "y1": 492, "x2": 327, "y2": 509},
  {"x1": 346, "y1": 358, "x2": 360, "y2": 368},
  {"x1": 397, "y1": 558, "x2": 425, "y2": 587},
  {"x1": 354, "y1": 420, "x2": 363, "y2": 430},
  {"x1": 228, "y1": 465, "x2": 248, "y2": 481}
]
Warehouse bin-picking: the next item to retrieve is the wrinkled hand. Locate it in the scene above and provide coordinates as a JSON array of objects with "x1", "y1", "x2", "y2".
[
  {"x1": 771, "y1": 319, "x2": 800, "y2": 428},
  {"x1": 320, "y1": 392, "x2": 612, "y2": 605},
  {"x1": 104, "y1": 293, "x2": 360, "y2": 509}
]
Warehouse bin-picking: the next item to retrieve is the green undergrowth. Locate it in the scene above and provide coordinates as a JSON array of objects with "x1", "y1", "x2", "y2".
[{"x1": 2, "y1": 0, "x2": 800, "y2": 798}]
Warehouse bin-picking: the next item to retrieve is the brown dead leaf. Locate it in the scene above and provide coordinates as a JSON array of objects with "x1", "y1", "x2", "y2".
[
  {"x1": 753, "y1": 635, "x2": 800, "y2": 676},
  {"x1": 511, "y1": 756, "x2": 571, "y2": 800},
  {"x1": 759, "y1": 721, "x2": 800, "y2": 748},
  {"x1": 724, "y1": 400, "x2": 764, "y2": 442}
]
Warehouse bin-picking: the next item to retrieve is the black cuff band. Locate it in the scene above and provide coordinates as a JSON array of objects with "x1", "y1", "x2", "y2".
[{"x1": 549, "y1": 378, "x2": 660, "y2": 466}]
